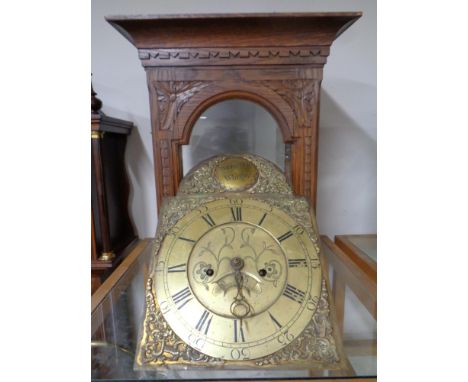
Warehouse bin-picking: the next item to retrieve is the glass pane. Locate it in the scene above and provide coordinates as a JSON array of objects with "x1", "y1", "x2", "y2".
[
  {"x1": 182, "y1": 100, "x2": 285, "y2": 175},
  {"x1": 348, "y1": 236, "x2": 377, "y2": 262}
]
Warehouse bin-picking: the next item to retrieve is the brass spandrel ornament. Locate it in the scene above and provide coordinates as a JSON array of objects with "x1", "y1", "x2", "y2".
[{"x1": 135, "y1": 154, "x2": 346, "y2": 371}]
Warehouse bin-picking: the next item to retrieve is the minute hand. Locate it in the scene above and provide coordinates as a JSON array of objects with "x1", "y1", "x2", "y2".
[{"x1": 229, "y1": 257, "x2": 252, "y2": 318}]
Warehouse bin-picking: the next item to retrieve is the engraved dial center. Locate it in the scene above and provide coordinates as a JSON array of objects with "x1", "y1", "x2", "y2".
[{"x1": 187, "y1": 222, "x2": 288, "y2": 319}]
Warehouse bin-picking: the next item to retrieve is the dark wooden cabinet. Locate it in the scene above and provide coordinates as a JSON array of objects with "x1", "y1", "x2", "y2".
[
  {"x1": 107, "y1": 13, "x2": 362, "y2": 211},
  {"x1": 91, "y1": 86, "x2": 136, "y2": 293}
]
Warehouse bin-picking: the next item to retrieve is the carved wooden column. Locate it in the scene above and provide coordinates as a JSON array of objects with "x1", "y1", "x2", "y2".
[{"x1": 107, "y1": 13, "x2": 361, "y2": 211}]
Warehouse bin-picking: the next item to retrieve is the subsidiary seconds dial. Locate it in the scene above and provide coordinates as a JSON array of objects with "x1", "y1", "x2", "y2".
[{"x1": 154, "y1": 198, "x2": 322, "y2": 361}]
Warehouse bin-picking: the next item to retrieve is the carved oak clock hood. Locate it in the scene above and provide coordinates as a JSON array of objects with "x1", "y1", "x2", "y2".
[{"x1": 107, "y1": 13, "x2": 362, "y2": 210}]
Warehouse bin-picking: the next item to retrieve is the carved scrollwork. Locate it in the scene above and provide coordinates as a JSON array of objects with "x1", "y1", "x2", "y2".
[
  {"x1": 263, "y1": 79, "x2": 319, "y2": 129},
  {"x1": 153, "y1": 81, "x2": 209, "y2": 131}
]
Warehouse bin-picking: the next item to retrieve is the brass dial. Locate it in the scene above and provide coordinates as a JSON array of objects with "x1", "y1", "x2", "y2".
[{"x1": 155, "y1": 197, "x2": 322, "y2": 361}]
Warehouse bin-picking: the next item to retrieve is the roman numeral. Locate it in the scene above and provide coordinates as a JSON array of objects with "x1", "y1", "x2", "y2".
[
  {"x1": 172, "y1": 287, "x2": 193, "y2": 309},
  {"x1": 233, "y1": 319, "x2": 245, "y2": 342},
  {"x1": 277, "y1": 230, "x2": 293, "y2": 242},
  {"x1": 268, "y1": 312, "x2": 282, "y2": 330},
  {"x1": 288, "y1": 259, "x2": 307, "y2": 268},
  {"x1": 230, "y1": 207, "x2": 242, "y2": 221},
  {"x1": 195, "y1": 310, "x2": 213, "y2": 335},
  {"x1": 178, "y1": 237, "x2": 195, "y2": 244},
  {"x1": 283, "y1": 283, "x2": 306, "y2": 304},
  {"x1": 258, "y1": 213, "x2": 267, "y2": 226},
  {"x1": 168, "y1": 263, "x2": 186, "y2": 273},
  {"x1": 201, "y1": 213, "x2": 216, "y2": 227}
]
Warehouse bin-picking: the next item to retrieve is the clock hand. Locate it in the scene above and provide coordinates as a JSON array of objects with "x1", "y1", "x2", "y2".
[{"x1": 229, "y1": 257, "x2": 252, "y2": 319}]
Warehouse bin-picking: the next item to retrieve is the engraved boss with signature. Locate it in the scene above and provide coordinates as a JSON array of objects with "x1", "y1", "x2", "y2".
[{"x1": 154, "y1": 198, "x2": 322, "y2": 361}]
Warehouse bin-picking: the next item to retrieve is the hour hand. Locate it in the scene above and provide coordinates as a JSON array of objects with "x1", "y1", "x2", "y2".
[{"x1": 229, "y1": 257, "x2": 252, "y2": 318}]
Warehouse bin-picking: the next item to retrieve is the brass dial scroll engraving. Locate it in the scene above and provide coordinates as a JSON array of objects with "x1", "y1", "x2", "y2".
[{"x1": 187, "y1": 222, "x2": 288, "y2": 319}]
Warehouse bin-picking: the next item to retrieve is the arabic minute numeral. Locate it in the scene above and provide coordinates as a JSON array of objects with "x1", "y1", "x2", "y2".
[
  {"x1": 188, "y1": 333, "x2": 206, "y2": 350},
  {"x1": 155, "y1": 260, "x2": 165, "y2": 272},
  {"x1": 310, "y1": 258, "x2": 321, "y2": 268},
  {"x1": 307, "y1": 295, "x2": 320, "y2": 310},
  {"x1": 159, "y1": 300, "x2": 171, "y2": 314},
  {"x1": 277, "y1": 330, "x2": 295, "y2": 344},
  {"x1": 292, "y1": 224, "x2": 304, "y2": 235},
  {"x1": 230, "y1": 347, "x2": 250, "y2": 360},
  {"x1": 196, "y1": 205, "x2": 208, "y2": 214},
  {"x1": 168, "y1": 226, "x2": 180, "y2": 237}
]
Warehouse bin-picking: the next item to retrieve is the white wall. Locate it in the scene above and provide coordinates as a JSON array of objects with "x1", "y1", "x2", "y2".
[{"x1": 91, "y1": 0, "x2": 376, "y2": 239}]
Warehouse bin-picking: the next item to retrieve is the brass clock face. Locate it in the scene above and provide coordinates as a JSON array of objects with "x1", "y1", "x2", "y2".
[{"x1": 154, "y1": 197, "x2": 322, "y2": 361}]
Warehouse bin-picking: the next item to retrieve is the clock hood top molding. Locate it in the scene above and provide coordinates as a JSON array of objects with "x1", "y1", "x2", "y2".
[{"x1": 106, "y1": 13, "x2": 361, "y2": 67}]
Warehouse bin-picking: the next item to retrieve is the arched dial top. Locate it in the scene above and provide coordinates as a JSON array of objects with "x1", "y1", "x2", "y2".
[
  {"x1": 178, "y1": 154, "x2": 292, "y2": 195},
  {"x1": 154, "y1": 197, "x2": 322, "y2": 361}
]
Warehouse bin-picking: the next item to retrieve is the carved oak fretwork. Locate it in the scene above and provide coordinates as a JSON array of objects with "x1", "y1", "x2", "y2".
[
  {"x1": 158, "y1": 139, "x2": 172, "y2": 197},
  {"x1": 154, "y1": 81, "x2": 210, "y2": 131},
  {"x1": 138, "y1": 46, "x2": 329, "y2": 67},
  {"x1": 304, "y1": 136, "x2": 313, "y2": 197},
  {"x1": 264, "y1": 80, "x2": 320, "y2": 130}
]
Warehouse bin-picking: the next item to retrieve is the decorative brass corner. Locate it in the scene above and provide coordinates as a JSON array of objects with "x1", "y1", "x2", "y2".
[{"x1": 136, "y1": 277, "x2": 221, "y2": 366}]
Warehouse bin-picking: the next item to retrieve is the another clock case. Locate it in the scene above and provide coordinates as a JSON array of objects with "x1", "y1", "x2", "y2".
[{"x1": 134, "y1": 155, "x2": 347, "y2": 371}]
